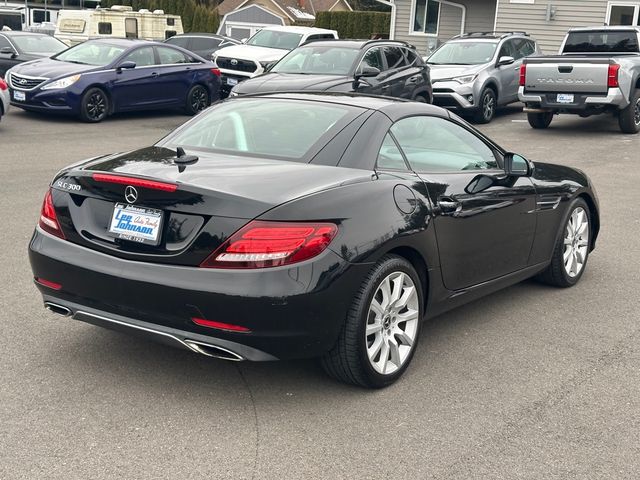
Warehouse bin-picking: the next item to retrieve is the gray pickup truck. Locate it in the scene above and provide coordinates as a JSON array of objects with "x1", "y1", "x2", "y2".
[{"x1": 519, "y1": 26, "x2": 640, "y2": 133}]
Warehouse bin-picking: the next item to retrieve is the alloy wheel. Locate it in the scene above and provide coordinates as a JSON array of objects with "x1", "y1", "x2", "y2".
[
  {"x1": 86, "y1": 92, "x2": 106, "y2": 120},
  {"x1": 365, "y1": 271, "x2": 419, "y2": 375},
  {"x1": 563, "y1": 207, "x2": 589, "y2": 278},
  {"x1": 634, "y1": 98, "x2": 640, "y2": 126},
  {"x1": 483, "y1": 92, "x2": 495, "y2": 121},
  {"x1": 191, "y1": 87, "x2": 208, "y2": 112}
]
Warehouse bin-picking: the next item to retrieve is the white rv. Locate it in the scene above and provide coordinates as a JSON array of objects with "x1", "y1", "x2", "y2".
[
  {"x1": 0, "y1": 2, "x2": 63, "y2": 32},
  {"x1": 55, "y1": 6, "x2": 183, "y2": 46}
]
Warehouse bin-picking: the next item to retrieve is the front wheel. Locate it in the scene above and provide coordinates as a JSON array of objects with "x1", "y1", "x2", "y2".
[
  {"x1": 537, "y1": 198, "x2": 591, "y2": 288},
  {"x1": 185, "y1": 84, "x2": 210, "y2": 115},
  {"x1": 527, "y1": 111, "x2": 554, "y2": 129},
  {"x1": 473, "y1": 88, "x2": 496, "y2": 124},
  {"x1": 618, "y1": 89, "x2": 640, "y2": 134},
  {"x1": 79, "y1": 87, "x2": 109, "y2": 123},
  {"x1": 321, "y1": 255, "x2": 423, "y2": 388}
]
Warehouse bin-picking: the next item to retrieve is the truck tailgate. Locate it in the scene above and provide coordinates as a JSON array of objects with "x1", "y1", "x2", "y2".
[{"x1": 523, "y1": 57, "x2": 611, "y2": 94}]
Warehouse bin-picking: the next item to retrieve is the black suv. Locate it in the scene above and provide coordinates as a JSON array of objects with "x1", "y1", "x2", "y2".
[
  {"x1": 229, "y1": 40, "x2": 432, "y2": 103},
  {"x1": 164, "y1": 33, "x2": 240, "y2": 61}
]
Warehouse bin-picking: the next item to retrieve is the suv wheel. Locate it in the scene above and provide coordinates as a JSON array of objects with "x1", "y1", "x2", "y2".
[
  {"x1": 619, "y1": 89, "x2": 640, "y2": 134},
  {"x1": 473, "y1": 88, "x2": 496, "y2": 124}
]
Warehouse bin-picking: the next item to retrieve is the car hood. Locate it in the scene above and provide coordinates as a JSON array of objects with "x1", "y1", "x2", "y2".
[
  {"x1": 429, "y1": 64, "x2": 486, "y2": 81},
  {"x1": 234, "y1": 73, "x2": 351, "y2": 94},
  {"x1": 9, "y1": 57, "x2": 100, "y2": 80},
  {"x1": 214, "y1": 44, "x2": 289, "y2": 63}
]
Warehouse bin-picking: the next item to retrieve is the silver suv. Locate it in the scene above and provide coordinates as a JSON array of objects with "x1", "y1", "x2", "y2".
[{"x1": 426, "y1": 32, "x2": 541, "y2": 123}]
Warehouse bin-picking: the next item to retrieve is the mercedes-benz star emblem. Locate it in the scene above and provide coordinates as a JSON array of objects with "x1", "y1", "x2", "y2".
[
  {"x1": 230, "y1": 58, "x2": 238, "y2": 66},
  {"x1": 124, "y1": 186, "x2": 138, "y2": 204}
]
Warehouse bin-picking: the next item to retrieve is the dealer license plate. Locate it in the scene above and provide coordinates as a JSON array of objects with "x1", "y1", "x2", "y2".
[
  {"x1": 556, "y1": 94, "x2": 574, "y2": 103},
  {"x1": 226, "y1": 77, "x2": 238, "y2": 86},
  {"x1": 13, "y1": 90, "x2": 26, "y2": 101},
  {"x1": 108, "y1": 203, "x2": 163, "y2": 245}
]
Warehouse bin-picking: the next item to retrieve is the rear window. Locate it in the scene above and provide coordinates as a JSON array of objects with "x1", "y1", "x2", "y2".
[
  {"x1": 563, "y1": 31, "x2": 639, "y2": 53},
  {"x1": 162, "y1": 99, "x2": 360, "y2": 161}
]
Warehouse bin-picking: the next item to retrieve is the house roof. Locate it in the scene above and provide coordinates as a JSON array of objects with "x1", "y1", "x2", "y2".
[{"x1": 217, "y1": 0, "x2": 350, "y2": 19}]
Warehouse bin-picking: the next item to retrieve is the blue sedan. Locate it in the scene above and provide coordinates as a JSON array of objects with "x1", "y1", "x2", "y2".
[{"x1": 6, "y1": 38, "x2": 221, "y2": 122}]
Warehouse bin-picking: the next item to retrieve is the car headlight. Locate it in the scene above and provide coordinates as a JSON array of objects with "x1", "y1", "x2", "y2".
[
  {"x1": 453, "y1": 74, "x2": 477, "y2": 84},
  {"x1": 41, "y1": 74, "x2": 82, "y2": 90}
]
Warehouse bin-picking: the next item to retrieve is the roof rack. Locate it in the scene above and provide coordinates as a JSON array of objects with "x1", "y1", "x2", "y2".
[{"x1": 453, "y1": 31, "x2": 529, "y2": 40}]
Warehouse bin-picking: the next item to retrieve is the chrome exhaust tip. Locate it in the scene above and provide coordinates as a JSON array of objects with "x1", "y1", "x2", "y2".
[
  {"x1": 184, "y1": 340, "x2": 244, "y2": 361},
  {"x1": 44, "y1": 302, "x2": 72, "y2": 317}
]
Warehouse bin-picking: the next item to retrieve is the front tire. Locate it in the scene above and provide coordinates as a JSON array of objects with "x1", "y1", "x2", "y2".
[
  {"x1": 185, "y1": 84, "x2": 210, "y2": 115},
  {"x1": 527, "y1": 111, "x2": 554, "y2": 129},
  {"x1": 618, "y1": 89, "x2": 640, "y2": 134},
  {"x1": 321, "y1": 255, "x2": 423, "y2": 388},
  {"x1": 473, "y1": 88, "x2": 497, "y2": 124},
  {"x1": 79, "y1": 87, "x2": 109, "y2": 123},
  {"x1": 537, "y1": 198, "x2": 591, "y2": 288}
]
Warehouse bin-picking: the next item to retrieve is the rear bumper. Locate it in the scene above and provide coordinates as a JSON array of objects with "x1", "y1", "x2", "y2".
[
  {"x1": 29, "y1": 227, "x2": 371, "y2": 361},
  {"x1": 518, "y1": 86, "x2": 627, "y2": 111}
]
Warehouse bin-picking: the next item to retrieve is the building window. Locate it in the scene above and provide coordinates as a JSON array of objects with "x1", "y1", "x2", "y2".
[
  {"x1": 608, "y1": 4, "x2": 640, "y2": 25},
  {"x1": 167, "y1": 18, "x2": 175, "y2": 26},
  {"x1": 98, "y1": 22, "x2": 112, "y2": 35},
  {"x1": 412, "y1": 0, "x2": 440, "y2": 35}
]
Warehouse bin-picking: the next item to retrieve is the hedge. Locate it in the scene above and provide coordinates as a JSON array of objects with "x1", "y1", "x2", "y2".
[
  {"x1": 315, "y1": 11, "x2": 390, "y2": 39},
  {"x1": 99, "y1": 0, "x2": 219, "y2": 33}
]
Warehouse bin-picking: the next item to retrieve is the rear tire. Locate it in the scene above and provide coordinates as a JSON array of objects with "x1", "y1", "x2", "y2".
[
  {"x1": 185, "y1": 84, "x2": 210, "y2": 115},
  {"x1": 321, "y1": 255, "x2": 423, "y2": 388},
  {"x1": 618, "y1": 89, "x2": 640, "y2": 134},
  {"x1": 79, "y1": 87, "x2": 109, "y2": 123},
  {"x1": 473, "y1": 88, "x2": 496, "y2": 123},
  {"x1": 537, "y1": 198, "x2": 591, "y2": 288},
  {"x1": 527, "y1": 111, "x2": 554, "y2": 129}
]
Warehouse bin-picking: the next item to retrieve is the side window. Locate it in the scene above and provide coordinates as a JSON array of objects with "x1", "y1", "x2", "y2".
[
  {"x1": 359, "y1": 47, "x2": 384, "y2": 71},
  {"x1": 497, "y1": 40, "x2": 515, "y2": 59},
  {"x1": 191, "y1": 37, "x2": 220, "y2": 51},
  {"x1": 403, "y1": 49, "x2": 420, "y2": 66},
  {"x1": 0, "y1": 35, "x2": 12, "y2": 50},
  {"x1": 157, "y1": 46, "x2": 191, "y2": 64},
  {"x1": 377, "y1": 133, "x2": 409, "y2": 171},
  {"x1": 390, "y1": 116, "x2": 498, "y2": 172},
  {"x1": 98, "y1": 22, "x2": 112, "y2": 35},
  {"x1": 122, "y1": 46, "x2": 155, "y2": 67},
  {"x1": 383, "y1": 46, "x2": 406, "y2": 70}
]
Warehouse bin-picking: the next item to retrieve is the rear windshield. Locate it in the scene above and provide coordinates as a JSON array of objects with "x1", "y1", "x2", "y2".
[
  {"x1": 162, "y1": 99, "x2": 359, "y2": 161},
  {"x1": 563, "y1": 31, "x2": 639, "y2": 53}
]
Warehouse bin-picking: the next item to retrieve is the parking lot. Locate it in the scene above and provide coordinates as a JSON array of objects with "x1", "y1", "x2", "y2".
[{"x1": 0, "y1": 105, "x2": 639, "y2": 479}]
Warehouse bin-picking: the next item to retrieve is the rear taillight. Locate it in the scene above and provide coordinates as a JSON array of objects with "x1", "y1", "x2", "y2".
[
  {"x1": 200, "y1": 221, "x2": 338, "y2": 269},
  {"x1": 211, "y1": 68, "x2": 221, "y2": 77},
  {"x1": 39, "y1": 189, "x2": 65, "y2": 239},
  {"x1": 92, "y1": 173, "x2": 177, "y2": 192},
  {"x1": 0, "y1": 78, "x2": 7, "y2": 91},
  {"x1": 519, "y1": 64, "x2": 526, "y2": 87},
  {"x1": 608, "y1": 64, "x2": 620, "y2": 88}
]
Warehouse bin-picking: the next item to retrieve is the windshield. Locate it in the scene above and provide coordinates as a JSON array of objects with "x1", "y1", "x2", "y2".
[
  {"x1": 272, "y1": 46, "x2": 359, "y2": 75},
  {"x1": 428, "y1": 41, "x2": 498, "y2": 65},
  {"x1": 12, "y1": 35, "x2": 67, "y2": 55},
  {"x1": 53, "y1": 42, "x2": 126, "y2": 66},
  {"x1": 246, "y1": 30, "x2": 302, "y2": 50},
  {"x1": 563, "y1": 31, "x2": 639, "y2": 53},
  {"x1": 163, "y1": 99, "x2": 357, "y2": 160}
]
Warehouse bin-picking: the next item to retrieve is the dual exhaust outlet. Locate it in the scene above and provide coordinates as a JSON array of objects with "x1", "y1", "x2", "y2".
[{"x1": 43, "y1": 302, "x2": 244, "y2": 362}]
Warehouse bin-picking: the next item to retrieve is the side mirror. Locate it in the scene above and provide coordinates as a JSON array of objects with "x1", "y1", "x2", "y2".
[
  {"x1": 465, "y1": 174, "x2": 496, "y2": 194},
  {"x1": 497, "y1": 55, "x2": 515, "y2": 66},
  {"x1": 355, "y1": 65, "x2": 380, "y2": 79},
  {"x1": 0, "y1": 46, "x2": 16, "y2": 58},
  {"x1": 504, "y1": 153, "x2": 532, "y2": 177},
  {"x1": 116, "y1": 60, "x2": 136, "y2": 72}
]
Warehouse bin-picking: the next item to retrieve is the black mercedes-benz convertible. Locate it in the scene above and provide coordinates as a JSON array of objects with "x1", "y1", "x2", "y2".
[{"x1": 29, "y1": 93, "x2": 599, "y2": 388}]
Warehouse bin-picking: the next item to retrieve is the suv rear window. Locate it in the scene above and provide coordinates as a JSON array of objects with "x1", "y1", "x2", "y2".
[{"x1": 563, "y1": 31, "x2": 639, "y2": 53}]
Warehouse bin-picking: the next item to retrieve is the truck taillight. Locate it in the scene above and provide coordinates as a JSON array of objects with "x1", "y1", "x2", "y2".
[
  {"x1": 519, "y1": 64, "x2": 526, "y2": 87},
  {"x1": 608, "y1": 64, "x2": 620, "y2": 88}
]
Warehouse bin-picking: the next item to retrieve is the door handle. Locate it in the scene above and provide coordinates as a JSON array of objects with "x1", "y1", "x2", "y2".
[
  {"x1": 438, "y1": 197, "x2": 461, "y2": 214},
  {"x1": 151, "y1": 72, "x2": 158, "y2": 77}
]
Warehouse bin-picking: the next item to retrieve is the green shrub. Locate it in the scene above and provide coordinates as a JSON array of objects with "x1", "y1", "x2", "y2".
[{"x1": 314, "y1": 10, "x2": 390, "y2": 39}]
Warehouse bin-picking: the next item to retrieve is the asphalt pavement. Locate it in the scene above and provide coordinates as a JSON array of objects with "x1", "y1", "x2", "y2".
[{"x1": 0, "y1": 105, "x2": 638, "y2": 479}]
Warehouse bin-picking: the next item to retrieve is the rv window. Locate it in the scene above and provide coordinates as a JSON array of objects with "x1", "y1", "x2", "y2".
[
  {"x1": 0, "y1": 13, "x2": 24, "y2": 31},
  {"x1": 167, "y1": 18, "x2": 175, "y2": 26},
  {"x1": 98, "y1": 22, "x2": 112, "y2": 35},
  {"x1": 157, "y1": 46, "x2": 191, "y2": 64},
  {"x1": 32, "y1": 10, "x2": 51, "y2": 23},
  {"x1": 165, "y1": 31, "x2": 177, "y2": 40},
  {"x1": 125, "y1": 18, "x2": 138, "y2": 39}
]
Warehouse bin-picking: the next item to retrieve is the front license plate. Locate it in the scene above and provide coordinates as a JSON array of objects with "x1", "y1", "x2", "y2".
[
  {"x1": 13, "y1": 90, "x2": 26, "y2": 101},
  {"x1": 108, "y1": 203, "x2": 163, "y2": 245},
  {"x1": 226, "y1": 77, "x2": 238, "y2": 86},
  {"x1": 556, "y1": 94, "x2": 574, "y2": 103}
]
